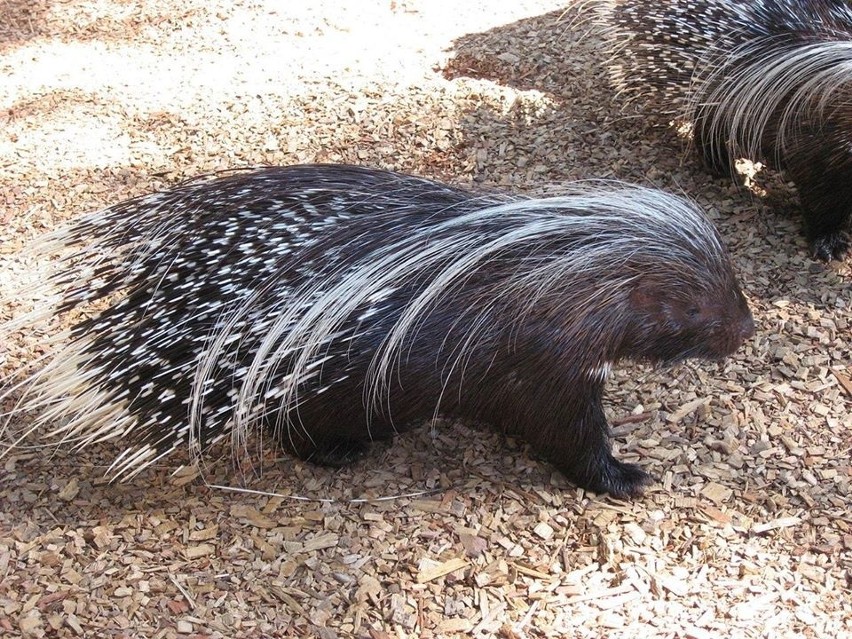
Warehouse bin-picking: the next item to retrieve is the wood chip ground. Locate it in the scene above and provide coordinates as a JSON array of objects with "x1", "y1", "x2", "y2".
[{"x1": 1, "y1": 1, "x2": 850, "y2": 637}]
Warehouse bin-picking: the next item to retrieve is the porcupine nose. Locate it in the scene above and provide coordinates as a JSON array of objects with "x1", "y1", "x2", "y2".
[{"x1": 738, "y1": 311, "x2": 755, "y2": 342}]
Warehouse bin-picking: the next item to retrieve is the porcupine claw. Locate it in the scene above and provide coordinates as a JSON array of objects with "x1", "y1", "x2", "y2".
[
  {"x1": 581, "y1": 458, "x2": 654, "y2": 499},
  {"x1": 810, "y1": 231, "x2": 850, "y2": 263}
]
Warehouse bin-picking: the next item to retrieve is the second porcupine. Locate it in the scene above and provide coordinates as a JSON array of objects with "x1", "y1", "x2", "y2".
[
  {"x1": 592, "y1": 0, "x2": 852, "y2": 261},
  {"x1": 0, "y1": 164, "x2": 754, "y2": 498}
]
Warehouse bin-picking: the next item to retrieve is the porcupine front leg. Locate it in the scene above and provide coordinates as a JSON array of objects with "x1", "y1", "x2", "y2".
[
  {"x1": 530, "y1": 385, "x2": 653, "y2": 499},
  {"x1": 565, "y1": 404, "x2": 651, "y2": 499},
  {"x1": 784, "y1": 132, "x2": 852, "y2": 261}
]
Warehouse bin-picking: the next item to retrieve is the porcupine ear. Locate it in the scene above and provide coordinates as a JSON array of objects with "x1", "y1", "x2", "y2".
[
  {"x1": 625, "y1": 279, "x2": 699, "y2": 364},
  {"x1": 629, "y1": 273, "x2": 717, "y2": 344},
  {"x1": 629, "y1": 282, "x2": 699, "y2": 327},
  {"x1": 627, "y1": 278, "x2": 697, "y2": 334},
  {"x1": 628, "y1": 279, "x2": 664, "y2": 318},
  {"x1": 614, "y1": 280, "x2": 662, "y2": 355}
]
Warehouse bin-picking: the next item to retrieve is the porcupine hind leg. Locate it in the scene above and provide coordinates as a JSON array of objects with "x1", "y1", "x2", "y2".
[
  {"x1": 279, "y1": 427, "x2": 374, "y2": 467},
  {"x1": 308, "y1": 439, "x2": 372, "y2": 467},
  {"x1": 784, "y1": 131, "x2": 852, "y2": 261},
  {"x1": 693, "y1": 108, "x2": 734, "y2": 178},
  {"x1": 272, "y1": 389, "x2": 394, "y2": 468}
]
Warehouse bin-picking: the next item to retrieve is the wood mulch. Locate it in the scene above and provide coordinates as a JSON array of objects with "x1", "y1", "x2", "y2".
[{"x1": 1, "y1": 1, "x2": 850, "y2": 637}]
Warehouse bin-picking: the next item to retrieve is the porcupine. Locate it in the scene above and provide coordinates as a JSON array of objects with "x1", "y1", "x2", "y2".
[
  {"x1": 0, "y1": 164, "x2": 754, "y2": 498},
  {"x1": 590, "y1": 0, "x2": 852, "y2": 261}
]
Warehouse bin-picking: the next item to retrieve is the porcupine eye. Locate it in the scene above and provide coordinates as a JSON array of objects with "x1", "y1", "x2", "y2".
[
  {"x1": 679, "y1": 304, "x2": 708, "y2": 331},
  {"x1": 678, "y1": 300, "x2": 716, "y2": 332},
  {"x1": 628, "y1": 281, "x2": 694, "y2": 330},
  {"x1": 660, "y1": 301, "x2": 716, "y2": 361}
]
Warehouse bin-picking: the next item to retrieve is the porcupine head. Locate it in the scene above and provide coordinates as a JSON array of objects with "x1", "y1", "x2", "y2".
[{"x1": 502, "y1": 228, "x2": 754, "y2": 499}]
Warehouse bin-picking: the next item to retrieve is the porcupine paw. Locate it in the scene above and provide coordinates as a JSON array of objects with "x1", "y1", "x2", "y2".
[
  {"x1": 309, "y1": 438, "x2": 371, "y2": 467},
  {"x1": 579, "y1": 457, "x2": 654, "y2": 500},
  {"x1": 810, "y1": 231, "x2": 849, "y2": 262}
]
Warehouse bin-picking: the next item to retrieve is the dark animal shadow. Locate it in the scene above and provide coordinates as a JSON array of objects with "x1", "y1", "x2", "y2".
[{"x1": 443, "y1": 7, "x2": 673, "y2": 172}]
